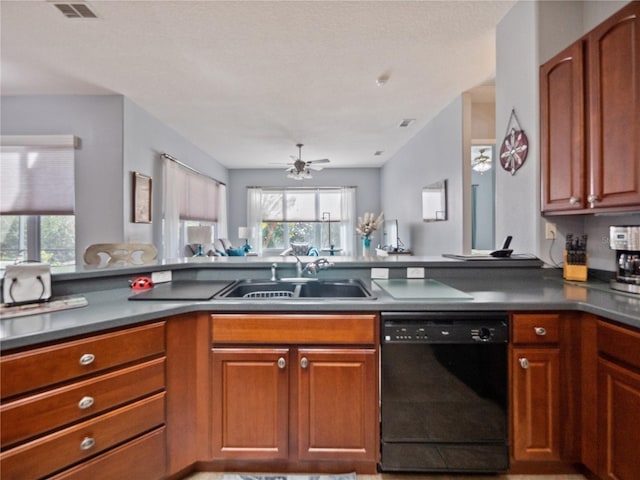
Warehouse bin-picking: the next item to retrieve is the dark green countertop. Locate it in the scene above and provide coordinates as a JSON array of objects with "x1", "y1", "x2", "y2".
[{"x1": 1, "y1": 260, "x2": 638, "y2": 351}]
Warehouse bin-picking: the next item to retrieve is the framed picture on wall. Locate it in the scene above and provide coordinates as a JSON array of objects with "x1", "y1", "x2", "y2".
[{"x1": 132, "y1": 171, "x2": 152, "y2": 223}]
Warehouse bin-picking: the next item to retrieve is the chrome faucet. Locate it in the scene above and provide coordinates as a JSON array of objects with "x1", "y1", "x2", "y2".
[
  {"x1": 270, "y1": 263, "x2": 278, "y2": 281},
  {"x1": 293, "y1": 255, "x2": 334, "y2": 277}
]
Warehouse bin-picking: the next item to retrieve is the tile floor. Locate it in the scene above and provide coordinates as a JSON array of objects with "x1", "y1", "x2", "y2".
[{"x1": 185, "y1": 474, "x2": 587, "y2": 480}]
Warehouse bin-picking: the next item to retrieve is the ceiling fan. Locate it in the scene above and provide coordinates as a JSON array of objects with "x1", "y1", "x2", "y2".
[{"x1": 284, "y1": 144, "x2": 330, "y2": 180}]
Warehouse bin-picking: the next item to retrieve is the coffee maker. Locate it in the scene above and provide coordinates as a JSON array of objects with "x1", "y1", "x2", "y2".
[{"x1": 610, "y1": 225, "x2": 640, "y2": 294}]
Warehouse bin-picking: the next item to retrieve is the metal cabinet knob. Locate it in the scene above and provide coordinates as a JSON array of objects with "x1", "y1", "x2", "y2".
[
  {"x1": 519, "y1": 357, "x2": 529, "y2": 369},
  {"x1": 80, "y1": 437, "x2": 96, "y2": 451},
  {"x1": 587, "y1": 194, "x2": 600, "y2": 205},
  {"x1": 534, "y1": 327, "x2": 547, "y2": 336},
  {"x1": 569, "y1": 196, "x2": 580, "y2": 205},
  {"x1": 300, "y1": 357, "x2": 309, "y2": 369},
  {"x1": 79, "y1": 353, "x2": 95, "y2": 366},
  {"x1": 78, "y1": 396, "x2": 95, "y2": 410},
  {"x1": 277, "y1": 357, "x2": 286, "y2": 369}
]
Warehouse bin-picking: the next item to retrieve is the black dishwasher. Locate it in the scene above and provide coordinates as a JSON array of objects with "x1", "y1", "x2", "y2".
[{"x1": 380, "y1": 311, "x2": 509, "y2": 473}]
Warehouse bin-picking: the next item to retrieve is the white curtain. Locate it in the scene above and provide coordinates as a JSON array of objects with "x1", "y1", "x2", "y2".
[
  {"x1": 217, "y1": 184, "x2": 228, "y2": 239},
  {"x1": 246, "y1": 187, "x2": 263, "y2": 254},
  {"x1": 162, "y1": 158, "x2": 182, "y2": 260},
  {"x1": 340, "y1": 187, "x2": 356, "y2": 255}
]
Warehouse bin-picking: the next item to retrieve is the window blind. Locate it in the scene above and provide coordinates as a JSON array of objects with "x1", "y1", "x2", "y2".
[
  {"x1": 178, "y1": 168, "x2": 219, "y2": 222},
  {"x1": 0, "y1": 136, "x2": 76, "y2": 215}
]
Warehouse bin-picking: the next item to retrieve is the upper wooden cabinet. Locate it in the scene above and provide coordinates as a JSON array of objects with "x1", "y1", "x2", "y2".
[{"x1": 541, "y1": 1, "x2": 640, "y2": 214}]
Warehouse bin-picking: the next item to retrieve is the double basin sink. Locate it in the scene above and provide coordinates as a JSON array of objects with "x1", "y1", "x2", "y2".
[{"x1": 216, "y1": 278, "x2": 375, "y2": 300}]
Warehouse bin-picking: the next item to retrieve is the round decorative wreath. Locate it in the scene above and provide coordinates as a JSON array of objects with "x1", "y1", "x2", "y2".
[{"x1": 500, "y1": 128, "x2": 529, "y2": 175}]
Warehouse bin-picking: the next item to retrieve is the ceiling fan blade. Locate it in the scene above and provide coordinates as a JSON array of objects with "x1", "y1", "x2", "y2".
[{"x1": 307, "y1": 158, "x2": 330, "y2": 165}]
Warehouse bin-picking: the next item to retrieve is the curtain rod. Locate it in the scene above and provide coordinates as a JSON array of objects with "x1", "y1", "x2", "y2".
[{"x1": 161, "y1": 152, "x2": 226, "y2": 186}]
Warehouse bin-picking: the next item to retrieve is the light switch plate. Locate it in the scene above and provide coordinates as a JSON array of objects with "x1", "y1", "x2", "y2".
[
  {"x1": 371, "y1": 268, "x2": 389, "y2": 279},
  {"x1": 407, "y1": 267, "x2": 425, "y2": 278},
  {"x1": 151, "y1": 270, "x2": 172, "y2": 284}
]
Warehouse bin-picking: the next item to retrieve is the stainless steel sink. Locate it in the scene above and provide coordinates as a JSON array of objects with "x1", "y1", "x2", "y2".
[{"x1": 216, "y1": 278, "x2": 375, "y2": 299}]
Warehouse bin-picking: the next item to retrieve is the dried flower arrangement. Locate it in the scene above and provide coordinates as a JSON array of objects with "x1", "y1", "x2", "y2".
[{"x1": 356, "y1": 212, "x2": 384, "y2": 239}]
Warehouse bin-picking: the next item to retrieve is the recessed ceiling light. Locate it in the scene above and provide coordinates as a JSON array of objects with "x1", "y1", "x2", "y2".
[
  {"x1": 376, "y1": 75, "x2": 390, "y2": 87},
  {"x1": 399, "y1": 119, "x2": 416, "y2": 128}
]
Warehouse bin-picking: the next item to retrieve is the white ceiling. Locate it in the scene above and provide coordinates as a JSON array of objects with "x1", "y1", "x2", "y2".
[{"x1": 0, "y1": 0, "x2": 513, "y2": 170}]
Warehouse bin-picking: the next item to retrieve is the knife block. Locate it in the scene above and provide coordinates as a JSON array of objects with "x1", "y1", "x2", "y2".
[{"x1": 563, "y1": 250, "x2": 588, "y2": 282}]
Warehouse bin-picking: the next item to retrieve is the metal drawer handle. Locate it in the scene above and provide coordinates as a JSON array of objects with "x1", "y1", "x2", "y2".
[
  {"x1": 588, "y1": 194, "x2": 600, "y2": 205},
  {"x1": 569, "y1": 196, "x2": 580, "y2": 205},
  {"x1": 534, "y1": 327, "x2": 547, "y2": 336},
  {"x1": 80, "y1": 437, "x2": 96, "y2": 451},
  {"x1": 79, "y1": 353, "x2": 95, "y2": 366},
  {"x1": 519, "y1": 357, "x2": 529, "y2": 369},
  {"x1": 277, "y1": 357, "x2": 286, "y2": 369},
  {"x1": 300, "y1": 357, "x2": 309, "y2": 369},
  {"x1": 78, "y1": 396, "x2": 95, "y2": 410}
]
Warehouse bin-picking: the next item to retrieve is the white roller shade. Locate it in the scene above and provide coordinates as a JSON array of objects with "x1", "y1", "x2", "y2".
[{"x1": 0, "y1": 136, "x2": 76, "y2": 215}]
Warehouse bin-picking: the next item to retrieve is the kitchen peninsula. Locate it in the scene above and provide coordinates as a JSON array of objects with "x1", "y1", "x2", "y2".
[{"x1": 1, "y1": 256, "x2": 639, "y2": 480}]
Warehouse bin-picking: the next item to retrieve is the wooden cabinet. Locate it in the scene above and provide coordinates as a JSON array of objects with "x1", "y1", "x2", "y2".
[
  {"x1": 540, "y1": 1, "x2": 640, "y2": 214},
  {"x1": 597, "y1": 320, "x2": 640, "y2": 480},
  {"x1": 296, "y1": 348, "x2": 376, "y2": 462},
  {"x1": 211, "y1": 347, "x2": 290, "y2": 460},
  {"x1": 0, "y1": 322, "x2": 167, "y2": 480},
  {"x1": 210, "y1": 313, "x2": 378, "y2": 473},
  {"x1": 510, "y1": 314, "x2": 561, "y2": 462}
]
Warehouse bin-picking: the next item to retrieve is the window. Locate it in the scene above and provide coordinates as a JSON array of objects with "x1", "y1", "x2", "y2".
[
  {"x1": 161, "y1": 154, "x2": 226, "y2": 259},
  {"x1": 0, "y1": 136, "x2": 77, "y2": 267},
  {"x1": 256, "y1": 187, "x2": 352, "y2": 255}
]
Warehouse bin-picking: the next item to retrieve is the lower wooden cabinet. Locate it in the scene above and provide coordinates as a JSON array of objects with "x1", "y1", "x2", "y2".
[
  {"x1": 211, "y1": 347, "x2": 290, "y2": 460},
  {"x1": 511, "y1": 347, "x2": 560, "y2": 461},
  {"x1": 210, "y1": 313, "x2": 379, "y2": 472},
  {"x1": 211, "y1": 346, "x2": 377, "y2": 464},
  {"x1": 510, "y1": 313, "x2": 563, "y2": 463},
  {"x1": 296, "y1": 348, "x2": 377, "y2": 462},
  {"x1": 0, "y1": 322, "x2": 167, "y2": 480},
  {"x1": 596, "y1": 320, "x2": 640, "y2": 480}
]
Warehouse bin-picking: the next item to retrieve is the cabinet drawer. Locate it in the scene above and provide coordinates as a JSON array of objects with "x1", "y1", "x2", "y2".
[
  {"x1": 598, "y1": 320, "x2": 640, "y2": 371},
  {"x1": 1, "y1": 322, "x2": 165, "y2": 399},
  {"x1": 48, "y1": 427, "x2": 166, "y2": 480},
  {"x1": 1, "y1": 357, "x2": 165, "y2": 448},
  {"x1": 0, "y1": 392, "x2": 165, "y2": 480},
  {"x1": 512, "y1": 314, "x2": 560, "y2": 344},
  {"x1": 211, "y1": 314, "x2": 377, "y2": 345}
]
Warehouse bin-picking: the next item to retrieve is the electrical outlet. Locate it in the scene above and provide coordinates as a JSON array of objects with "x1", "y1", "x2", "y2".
[
  {"x1": 407, "y1": 267, "x2": 425, "y2": 278},
  {"x1": 151, "y1": 270, "x2": 172, "y2": 284},
  {"x1": 371, "y1": 268, "x2": 389, "y2": 279},
  {"x1": 545, "y1": 222, "x2": 557, "y2": 240}
]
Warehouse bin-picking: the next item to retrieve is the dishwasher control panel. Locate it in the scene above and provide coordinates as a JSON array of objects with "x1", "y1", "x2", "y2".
[{"x1": 382, "y1": 312, "x2": 509, "y2": 344}]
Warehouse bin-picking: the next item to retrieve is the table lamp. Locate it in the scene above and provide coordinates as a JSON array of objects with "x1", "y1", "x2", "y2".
[
  {"x1": 187, "y1": 226, "x2": 212, "y2": 257},
  {"x1": 238, "y1": 226, "x2": 253, "y2": 252}
]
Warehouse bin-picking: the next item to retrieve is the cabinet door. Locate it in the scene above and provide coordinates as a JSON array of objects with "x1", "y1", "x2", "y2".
[
  {"x1": 598, "y1": 357, "x2": 640, "y2": 480},
  {"x1": 511, "y1": 347, "x2": 560, "y2": 461},
  {"x1": 211, "y1": 348, "x2": 289, "y2": 460},
  {"x1": 296, "y1": 348, "x2": 377, "y2": 462},
  {"x1": 587, "y1": 2, "x2": 640, "y2": 210},
  {"x1": 540, "y1": 41, "x2": 585, "y2": 213}
]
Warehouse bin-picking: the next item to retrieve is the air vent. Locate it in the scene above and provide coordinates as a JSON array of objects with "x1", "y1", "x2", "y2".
[
  {"x1": 399, "y1": 119, "x2": 416, "y2": 128},
  {"x1": 54, "y1": 3, "x2": 98, "y2": 18}
]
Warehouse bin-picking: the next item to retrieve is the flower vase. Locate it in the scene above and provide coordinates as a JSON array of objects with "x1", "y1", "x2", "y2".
[{"x1": 362, "y1": 236, "x2": 371, "y2": 256}]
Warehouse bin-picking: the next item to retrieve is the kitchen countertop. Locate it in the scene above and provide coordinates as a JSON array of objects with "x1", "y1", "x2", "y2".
[{"x1": 1, "y1": 263, "x2": 639, "y2": 351}]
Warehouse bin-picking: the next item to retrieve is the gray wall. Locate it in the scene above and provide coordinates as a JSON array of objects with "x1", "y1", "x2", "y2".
[
  {"x1": 378, "y1": 0, "x2": 639, "y2": 268},
  {"x1": 122, "y1": 99, "x2": 228, "y2": 258},
  {"x1": 227, "y1": 168, "x2": 381, "y2": 248},
  {"x1": 1, "y1": 95, "x2": 229, "y2": 263},
  {"x1": 1, "y1": 95, "x2": 125, "y2": 262},
  {"x1": 381, "y1": 97, "x2": 465, "y2": 256}
]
